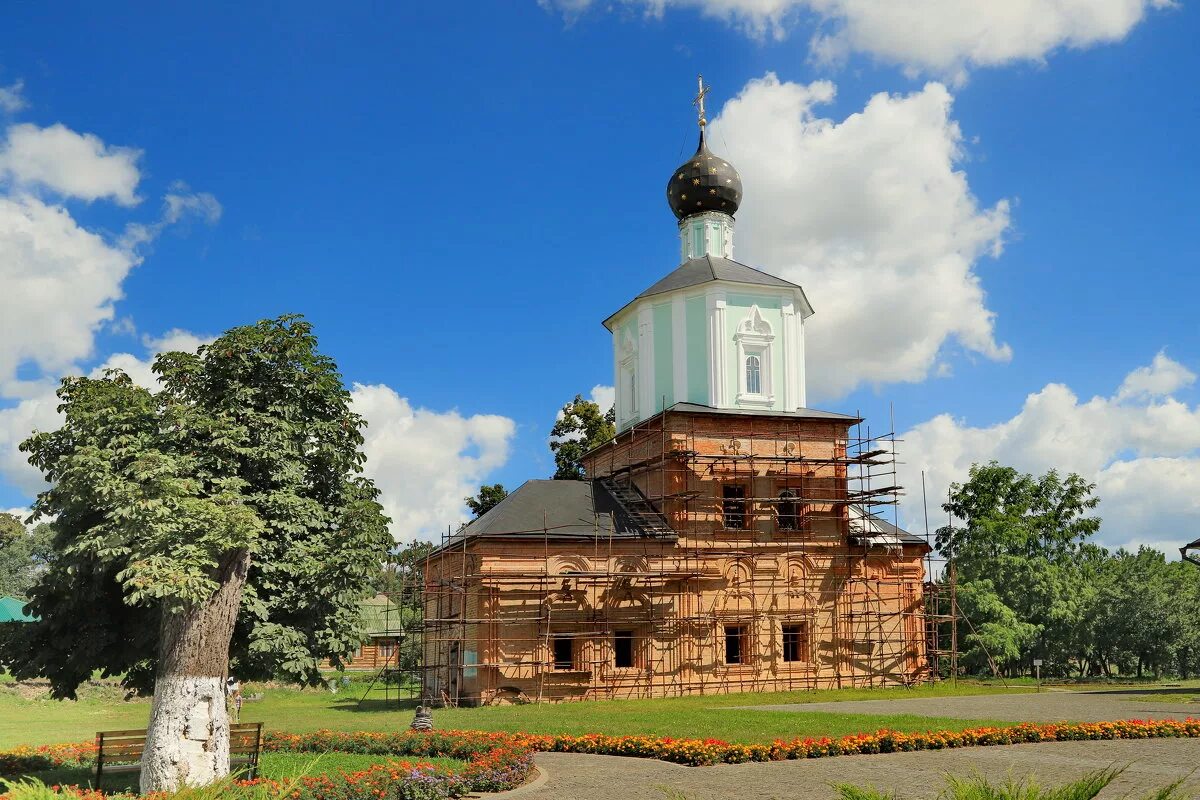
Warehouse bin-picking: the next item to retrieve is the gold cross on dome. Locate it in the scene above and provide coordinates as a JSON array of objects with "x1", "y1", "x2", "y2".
[{"x1": 693, "y1": 75, "x2": 710, "y2": 130}]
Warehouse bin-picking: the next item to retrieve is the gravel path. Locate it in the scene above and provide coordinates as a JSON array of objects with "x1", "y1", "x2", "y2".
[
  {"x1": 481, "y1": 690, "x2": 1200, "y2": 800},
  {"x1": 738, "y1": 688, "x2": 1200, "y2": 723},
  {"x1": 494, "y1": 739, "x2": 1198, "y2": 800}
]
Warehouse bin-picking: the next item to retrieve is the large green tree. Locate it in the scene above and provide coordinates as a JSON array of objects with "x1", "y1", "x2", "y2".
[
  {"x1": 937, "y1": 462, "x2": 1101, "y2": 677},
  {"x1": 8, "y1": 316, "x2": 390, "y2": 792},
  {"x1": 549, "y1": 394, "x2": 615, "y2": 480}
]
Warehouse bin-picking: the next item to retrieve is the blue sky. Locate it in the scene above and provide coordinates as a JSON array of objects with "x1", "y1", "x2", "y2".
[{"x1": 1, "y1": 1, "x2": 1197, "y2": 551}]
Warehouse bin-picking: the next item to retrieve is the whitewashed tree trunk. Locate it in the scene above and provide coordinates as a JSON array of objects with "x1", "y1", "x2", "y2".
[{"x1": 141, "y1": 550, "x2": 250, "y2": 794}]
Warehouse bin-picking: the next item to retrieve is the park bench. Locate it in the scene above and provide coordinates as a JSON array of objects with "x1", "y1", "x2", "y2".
[{"x1": 94, "y1": 722, "x2": 263, "y2": 789}]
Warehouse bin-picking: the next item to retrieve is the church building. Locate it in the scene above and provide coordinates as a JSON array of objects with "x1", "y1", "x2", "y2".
[{"x1": 421, "y1": 81, "x2": 933, "y2": 705}]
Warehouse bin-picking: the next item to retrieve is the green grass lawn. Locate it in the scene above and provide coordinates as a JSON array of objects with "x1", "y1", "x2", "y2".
[
  {"x1": 0, "y1": 680, "x2": 1029, "y2": 749},
  {"x1": 0, "y1": 751, "x2": 467, "y2": 794}
]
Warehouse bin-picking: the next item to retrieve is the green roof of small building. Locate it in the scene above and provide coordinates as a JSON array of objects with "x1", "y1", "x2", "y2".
[
  {"x1": 0, "y1": 596, "x2": 35, "y2": 623},
  {"x1": 358, "y1": 594, "x2": 416, "y2": 637}
]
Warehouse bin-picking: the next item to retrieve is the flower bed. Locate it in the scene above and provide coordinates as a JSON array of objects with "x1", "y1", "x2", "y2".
[
  {"x1": 522, "y1": 717, "x2": 1200, "y2": 766},
  {"x1": 0, "y1": 742, "x2": 95, "y2": 775},
  {"x1": 2, "y1": 719, "x2": 1197, "y2": 797}
]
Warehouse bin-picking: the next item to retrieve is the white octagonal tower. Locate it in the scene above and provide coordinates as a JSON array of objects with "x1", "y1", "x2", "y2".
[{"x1": 603, "y1": 118, "x2": 813, "y2": 431}]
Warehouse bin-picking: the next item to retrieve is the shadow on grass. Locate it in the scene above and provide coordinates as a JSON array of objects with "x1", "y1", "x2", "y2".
[{"x1": 327, "y1": 697, "x2": 424, "y2": 713}]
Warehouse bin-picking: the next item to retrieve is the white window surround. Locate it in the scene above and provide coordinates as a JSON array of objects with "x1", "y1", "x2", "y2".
[{"x1": 735, "y1": 305, "x2": 775, "y2": 407}]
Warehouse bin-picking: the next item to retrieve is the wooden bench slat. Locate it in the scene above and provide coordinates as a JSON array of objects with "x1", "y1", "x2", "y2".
[
  {"x1": 96, "y1": 764, "x2": 142, "y2": 775},
  {"x1": 95, "y1": 722, "x2": 263, "y2": 788}
]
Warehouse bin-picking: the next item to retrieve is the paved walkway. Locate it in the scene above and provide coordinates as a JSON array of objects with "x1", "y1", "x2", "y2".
[
  {"x1": 739, "y1": 687, "x2": 1200, "y2": 723},
  {"x1": 483, "y1": 690, "x2": 1200, "y2": 800},
  {"x1": 502, "y1": 738, "x2": 1198, "y2": 800}
]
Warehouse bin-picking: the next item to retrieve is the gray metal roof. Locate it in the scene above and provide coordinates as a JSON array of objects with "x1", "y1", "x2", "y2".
[
  {"x1": 665, "y1": 402, "x2": 861, "y2": 422},
  {"x1": 437, "y1": 479, "x2": 675, "y2": 553},
  {"x1": 1183, "y1": 537, "x2": 1200, "y2": 566},
  {"x1": 603, "y1": 255, "x2": 813, "y2": 329},
  {"x1": 849, "y1": 507, "x2": 929, "y2": 548}
]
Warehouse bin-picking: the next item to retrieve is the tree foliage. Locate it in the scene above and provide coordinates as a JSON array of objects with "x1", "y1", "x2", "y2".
[
  {"x1": 375, "y1": 539, "x2": 434, "y2": 603},
  {"x1": 938, "y1": 461, "x2": 1200, "y2": 679},
  {"x1": 4, "y1": 315, "x2": 392, "y2": 697},
  {"x1": 465, "y1": 483, "x2": 507, "y2": 519},
  {"x1": 549, "y1": 394, "x2": 615, "y2": 480},
  {"x1": 0, "y1": 517, "x2": 56, "y2": 599}
]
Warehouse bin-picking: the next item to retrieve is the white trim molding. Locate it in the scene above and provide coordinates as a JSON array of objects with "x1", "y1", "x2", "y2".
[
  {"x1": 706, "y1": 290, "x2": 728, "y2": 407},
  {"x1": 637, "y1": 304, "x2": 656, "y2": 416},
  {"x1": 734, "y1": 305, "x2": 775, "y2": 408},
  {"x1": 618, "y1": 328, "x2": 638, "y2": 427},
  {"x1": 671, "y1": 295, "x2": 688, "y2": 404},
  {"x1": 781, "y1": 298, "x2": 800, "y2": 412}
]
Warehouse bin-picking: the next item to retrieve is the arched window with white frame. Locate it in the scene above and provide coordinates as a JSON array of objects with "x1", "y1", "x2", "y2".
[
  {"x1": 735, "y1": 305, "x2": 775, "y2": 407},
  {"x1": 745, "y1": 354, "x2": 762, "y2": 395}
]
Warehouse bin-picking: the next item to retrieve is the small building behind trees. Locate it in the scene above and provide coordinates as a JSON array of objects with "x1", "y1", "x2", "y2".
[
  {"x1": 337, "y1": 594, "x2": 419, "y2": 671},
  {"x1": 0, "y1": 596, "x2": 36, "y2": 624}
]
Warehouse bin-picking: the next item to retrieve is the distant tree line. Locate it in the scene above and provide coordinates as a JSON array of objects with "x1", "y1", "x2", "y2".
[
  {"x1": 0, "y1": 514, "x2": 54, "y2": 600},
  {"x1": 938, "y1": 462, "x2": 1200, "y2": 680}
]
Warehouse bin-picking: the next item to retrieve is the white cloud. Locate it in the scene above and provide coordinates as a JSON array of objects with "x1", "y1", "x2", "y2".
[
  {"x1": 590, "y1": 384, "x2": 615, "y2": 413},
  {"x1": 1115, "y1": 349, "x2": 1195, "y2": 401},
  {"x1": 899, "y1": 353, "x2": 1200, "y2": 555},
  {"x1": 0, "y1": 111, "x2": 220, "y2": 398},
  {"x1": 121, "y1": 186, "x2": 223, "y2": 250},
  {"x1": 0, "y1": 123, "x2": 142, "y2": 206},
  {"x1": 0, "y1": 194, "x2": 138, "y2": 396},
  {"x1": 541, "y1": 0, "x2": 1171, "y2": 82},
  {"x1": 806, "y1": 0, "x2": 1175, "y2": 84},
  {"x1": 164, "y1": 183, "x2": 222, "y2": 225},
  {"x1": 350, "y1": 384, "x2": 517, "y2": 543},
  {"x1": 0, "y1": 390, "x2": 62, "y2": 496},
  {"x1": 0, "y1": 185, "x2": 221, "y2": 398},
  {"x1": 0, "y1": 81, "x2": 26, "y2": 113},
  {"x1": 707, "y1": 74, "x2": 1010, "y2": 401}
]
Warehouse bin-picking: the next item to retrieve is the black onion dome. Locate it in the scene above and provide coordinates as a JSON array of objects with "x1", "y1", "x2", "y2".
[{"x1": 666, "y1": 131, "x2": 742, "y2": 220}]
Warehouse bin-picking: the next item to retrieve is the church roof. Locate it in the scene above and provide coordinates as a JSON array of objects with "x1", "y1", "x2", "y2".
[
  {"x1": 848, "y1": 508, "x2": 930, "y2": 549},
  {"x1": 0, "y1": 596, "x2": 35, "y2": 623},
  {"x1": 603, "y1": 255, "x2": 812, "y2": 329},
  {"x1": 435, "y1": 479, "x2": 676, "y2": 554}
]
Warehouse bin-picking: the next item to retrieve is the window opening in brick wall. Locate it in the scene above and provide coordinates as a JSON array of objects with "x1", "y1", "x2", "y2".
[
  {"x1": 614, "y1": 630, "x2": 635, "y2": 668},
  {"x1": 777, "y1": 489, "x2": 798, "y2": 530},
  {"x1": 722, "y1": 484, "x2": 746, "y2": 530},
  {"x1": 782, "y1": 622, "x2": 809, "y2": 663},
  {"x1": 553, "y1": 636, "x2": 574, "y2": 670},
  {"x1": 724, "y1": 624, "x2": 749, "y2": 665}
]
